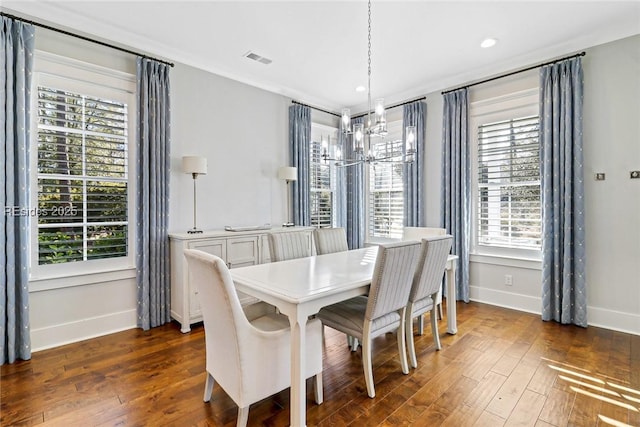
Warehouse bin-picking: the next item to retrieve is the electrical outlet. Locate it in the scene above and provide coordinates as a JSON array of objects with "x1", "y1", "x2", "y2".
[
  {"x1": 595, "y1": 173, "x2": 606, "y2": 181},
  {"x1": 504, "y1": 274, "x2": 513, "y2": 286},
  {"x1": 631, "y1": 171, "x2": 640, "y2": 179}
]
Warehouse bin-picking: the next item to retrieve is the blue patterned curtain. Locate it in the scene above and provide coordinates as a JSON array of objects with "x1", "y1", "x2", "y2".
[
  {"x1": 346, "y1": 117, "x2": 365, "y2": 249},
  {"x1": 1, "y1": 16, "x2": 34, "y2": 365},
  {"x1": 403, "y1": 101, "x2": 426, "y2": 227},
  {"x1": 441, "y1": 89, "x2": 470, "y2": 302},
  {"x1": 136, "y1": 58, "x2": 171, "y2": 330},
  {"x1": 540, "y1": 57, "x2": 587, "y2": 327},
  {"x1": 289, "y1": 104, "x2": 311, "y2": 226}
]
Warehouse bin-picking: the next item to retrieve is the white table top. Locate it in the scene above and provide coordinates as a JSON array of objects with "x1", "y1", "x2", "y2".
[{"x1": 230, "y1": 246, "x2": 379, "y2": 304}]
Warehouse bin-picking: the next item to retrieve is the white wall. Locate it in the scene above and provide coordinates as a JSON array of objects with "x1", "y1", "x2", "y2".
[{"x1": 423, "y1": 35, "x2": 640, "y2": 335}]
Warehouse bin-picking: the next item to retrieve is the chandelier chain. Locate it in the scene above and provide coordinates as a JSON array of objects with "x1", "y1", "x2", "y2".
[{"x1": 367, "y1": 0, "x2": 372, "y2": 124}]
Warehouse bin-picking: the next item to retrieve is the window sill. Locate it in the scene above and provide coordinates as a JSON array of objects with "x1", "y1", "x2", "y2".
[
  {"x1": 29, "y1": 267, "x2": 137, "y2": 293},
  {"x1": 470, "y1": 253, "x2": 541, "y2": 270}
]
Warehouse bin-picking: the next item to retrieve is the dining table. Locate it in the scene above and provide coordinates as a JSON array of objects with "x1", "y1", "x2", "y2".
[{"x1": 230, "y1": 245, "x2": 458, "y2": 427}]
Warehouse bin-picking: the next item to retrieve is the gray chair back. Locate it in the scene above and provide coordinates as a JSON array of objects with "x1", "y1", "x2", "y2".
[
  {"x1": 409, "y1": 235, "x2": 453, "y2": 304},
  {"x1": 314, "y1": 227, "x2": 349, "y2": 255},
  {"x1": 268, "y1": 231, "x2": 312, "y2": 262},
  {"x1": 365, "y1": 241, "x2": 421, "y2": 321}
]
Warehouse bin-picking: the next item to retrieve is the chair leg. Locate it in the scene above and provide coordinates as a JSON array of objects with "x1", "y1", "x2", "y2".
[
  {"x1": 397, "y1": 308, "x2": 409, "y2": 375},
  {"x1": 431, "y1": 309, "x2": 442, "y2": 350},
  {"x1": 406, "y1": 306, "x2": 418, "y2": 369},
  {"x1": 314, "y1": 373, "x2": 324, "y2": 404},
  {"x1": 362, "y1": 325, "x2": 375, "y2": 398},
  {"x1": 351, "y1": 337, "x2": 359, "y2": 352},
  {"x1": 417, "y1": 314, "x2": 424, "y2": 335},
  {"x1": 203, "y1": 372, "x2": 215, "y2": 402},
  {"x1": 437, "y1": 302, "x2": 443, "y2": 320},
  {"x1": 236, "y1": 406, "x2": 249, "y2": 427}
]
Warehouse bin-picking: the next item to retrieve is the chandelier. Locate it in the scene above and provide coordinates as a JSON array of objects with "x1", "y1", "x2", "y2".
[{"x1": 322, "y1": 0, "x2": 416, "y2": 167}]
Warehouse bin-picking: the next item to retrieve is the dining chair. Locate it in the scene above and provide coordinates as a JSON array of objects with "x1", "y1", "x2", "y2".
[
  {"x1": 317, "y1": 241, "x2": 421, "y2": 398},
  {"x1": 313, "y1": 227, "x2": 349, "y2": 255},
  {"x1": 184, "y1": 249, "x2": 323, "y2": 427},
  {"x1": 405, "y1": 235, "x2": 453, "y2": 368},
  {"x1": 401, "y1": 226, "x2": 447, "y2": 323},
  {"x1": 268, "y1": 230, "x2": 313, "y2": 262}
]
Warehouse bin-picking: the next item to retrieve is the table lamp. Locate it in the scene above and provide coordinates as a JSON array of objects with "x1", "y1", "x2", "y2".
[
  {"x1": 278, "y1": 166, "x2": 297, "y2": 227},
  {"x1": 182, "y1": 156, "x2": 207, "y2": 234}
]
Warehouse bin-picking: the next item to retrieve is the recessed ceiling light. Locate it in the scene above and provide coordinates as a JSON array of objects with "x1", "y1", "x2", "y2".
[
  {"x1": 481, "y1": 38, "x2": 497, "y2": 48},
  {"x1": 355, "y1": 85, "x2": 366, "y2": 92}
]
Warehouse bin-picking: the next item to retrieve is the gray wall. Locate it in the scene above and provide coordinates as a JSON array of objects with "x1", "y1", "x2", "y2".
[
  {"x1": 423, "y1": 35, "x2": 640, "y2": 334},
  {"x1": 28, "y1": 30, "x2": 639, "y2": 351}
]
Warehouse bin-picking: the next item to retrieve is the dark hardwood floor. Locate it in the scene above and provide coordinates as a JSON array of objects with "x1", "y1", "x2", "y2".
[{"x1": 2, "y1": 302, "x2": 639, "y2": 426}]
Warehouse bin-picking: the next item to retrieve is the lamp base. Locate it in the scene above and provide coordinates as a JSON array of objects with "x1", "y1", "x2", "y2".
[
  {"x1": 282, "y1": 222, "x2": 295, "y2": 228},
  {"x1": 187, "y1": 228, "x2": 203, "y2": 234}
]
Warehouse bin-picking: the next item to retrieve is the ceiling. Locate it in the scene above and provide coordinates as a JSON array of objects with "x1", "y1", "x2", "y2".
[{"x1": 3, "y1": 1, "x2": 640, "y2": 113}]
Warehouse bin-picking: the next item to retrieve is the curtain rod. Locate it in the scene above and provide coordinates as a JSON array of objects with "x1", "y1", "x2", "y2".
[
  {"x1": 353, "y1": 96, "x2": 426, "y2": 119},
  {"x1": 292, "y1": 96, "x2": 427, "y2": 119},
  {"x1": 441, "y1": 51, "x2": 585, "y2": 95},
  {"x1": 291, "y1": 100, "x2": 341, "y2": 118},
  {"x1": 1, "y1": 11, "x2": 175, "y2": 67}
]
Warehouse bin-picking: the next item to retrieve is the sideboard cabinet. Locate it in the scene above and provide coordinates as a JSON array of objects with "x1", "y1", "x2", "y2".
[{"x1": 169, "y1": 226, "x2": 313, "y2": 332}]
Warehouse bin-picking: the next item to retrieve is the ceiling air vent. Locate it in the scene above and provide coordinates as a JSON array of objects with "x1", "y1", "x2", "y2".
[{"x1": 243, "y1": 51, "x2": 272, "y2": 65}]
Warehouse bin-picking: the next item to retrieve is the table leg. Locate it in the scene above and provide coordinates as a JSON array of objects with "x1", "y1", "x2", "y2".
[
  {"x1": 289, "y1": 311, "x2": 307, "y2": 427},
  {"x1": 446, "y1": 262, "x2": 457, "y2": 335}
]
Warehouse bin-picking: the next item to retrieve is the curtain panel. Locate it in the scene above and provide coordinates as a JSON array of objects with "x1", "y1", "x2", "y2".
[
  {"x1": 441, "y1": 89, "x2": 471, "y2": 302},
  {"x1": 288, "y1": 104, "x2": 311, "y2": 226},
  {"x1": 402, "y1": 100, "x2": 426, "y2": 227},
  {"x1": 1, "y1": 16, "x2": 34, "y2": 365},
  {"x1": 540, "y1": 57, "x2": 587, "y2": 327},
  {"x1": 136, "y1": 58, "x2": 171, "y2": 330},
  {"x1": 346, "y1": 117, "x2": 365, "y2": 249}
]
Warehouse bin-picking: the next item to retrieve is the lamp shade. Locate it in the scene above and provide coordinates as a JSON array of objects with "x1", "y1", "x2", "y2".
[
  {"x1": 182, "y1": 156, "x2": 207, "y2": 175},
  {"x1": 277, "y1": 166, "x2": 297, "y2": 181}
]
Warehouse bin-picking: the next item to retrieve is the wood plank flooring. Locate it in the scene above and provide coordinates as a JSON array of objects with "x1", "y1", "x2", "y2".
[{"x1": 2, "y1": 302, "x2": 639, "y2": 426}]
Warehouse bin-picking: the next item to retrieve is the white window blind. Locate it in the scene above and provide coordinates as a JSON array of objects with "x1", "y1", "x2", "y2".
[
  {"x1": 368, "y1": 131, "x2": 404, "y2": 239},
  {"x1": 37, "y1": 86, "x2": 129, "y2": 265},
  {"x1": 477, "y1": 115, "x2": 541, "y2": 249},
  {"x1": 310, "y1": 139, "x2": 334, "y2": 227}
]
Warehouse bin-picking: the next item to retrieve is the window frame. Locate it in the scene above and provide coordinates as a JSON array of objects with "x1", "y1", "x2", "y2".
[
  {"x1": 29, "y1": 51, "x2": 137, "y2": 283},
  {"x1": 470, "y1": 88, "x2": 541, "y2": 261}
]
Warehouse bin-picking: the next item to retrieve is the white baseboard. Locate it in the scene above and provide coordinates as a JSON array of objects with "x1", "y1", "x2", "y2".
[
  {"x1": 588, "y1": 306, "x2": 640, "y2": 336},
  {"x1": 469, "y1": 285, "x2": 541, "y2": 314},
  {"x1": 31, "y1": 309, "x2": 137, "y2": 352},
  {"x1": 469, "y1": 286, "x2": 640, "y2": 336}
]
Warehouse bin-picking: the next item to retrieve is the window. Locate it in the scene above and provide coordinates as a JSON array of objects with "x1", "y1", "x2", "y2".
[
  {"x1": 37, "y1": 87, "x2": 129, "y2": 264},
  {"x1": 31, "y1": 53, "x2": 136, "y2": 277},
  {"x1": 477, "y1": 116, "x2": 541, "y2": 250},
  {"x1": 368, "y1": 120, "x2": 404, "y2": 239},
  {"x1": 310, "y1": 124, "x2": 337, "y2": 227},
  {"x1": 471, "y1": 87, "x2": 541, "y2": 257}
]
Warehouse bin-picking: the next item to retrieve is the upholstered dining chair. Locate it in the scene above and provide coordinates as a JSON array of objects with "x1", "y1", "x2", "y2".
[
  {"x1": 401, "y1": 226, "x2": 447, "y2": 322},
  {"x1": 313, "y1": 227, "x2": 349, "y2": 255},
  {"x1": 317, "y1": 241, "x2": 421, "y2": 398},
  {"x1": 184, "y1": 249, "x2": 323, "y2": 427},
  {"x1": 405, "y1": 235, "x2": 453, "y2": 368},
  {"x1": 268, "y1": 230, "x2": 313, "y2": 262}
]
